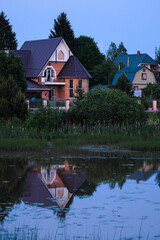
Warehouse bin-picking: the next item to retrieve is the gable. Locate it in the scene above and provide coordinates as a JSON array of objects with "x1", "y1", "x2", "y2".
[
  {"x1": 49, "y1": 39, "x2": 73, "y2": 62},
  {"x1": 112, "y1": 66, "x2": 143, "y2": 85},
  {"x1": 112, "y1": 66, "x2": 156, "y2": 87},
  {"x1": 133, "y1": 67, "x2": 156, "y2": 85},
  {"x1": 20, "y1": 37, "x2": 63, "y2": 77}
]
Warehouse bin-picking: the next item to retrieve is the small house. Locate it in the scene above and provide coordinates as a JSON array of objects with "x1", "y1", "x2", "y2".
[{"x1": 112, "y1": 66, "x2": 156, "y2": 96}]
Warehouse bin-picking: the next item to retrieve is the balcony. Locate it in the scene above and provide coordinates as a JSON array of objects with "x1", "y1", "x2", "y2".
[{"x1": 41, "y1": 77, "x2": 65, "y2": 86}]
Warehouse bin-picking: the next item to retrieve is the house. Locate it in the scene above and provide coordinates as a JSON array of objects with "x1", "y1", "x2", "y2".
[
  {"x1": 12, "y1": 37, "x2": 91, "y2": 104},
  {"x1": 114, "y1": 51, "x2": 160, "y2": 80},
  {"x1": 112, "y1": 66, "x2": 156, "y2": 95},
  {"x1": 23, "y1": 161, "x2": 85, "y2": 212}
]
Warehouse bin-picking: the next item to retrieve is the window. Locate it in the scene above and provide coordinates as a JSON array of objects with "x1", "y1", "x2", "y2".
[
  {"x1": 58, "y1": 50, "x2": 64, "y2": 60},
  {"x1": 143, "y1": 68, "x2": 146, "y2": 72},
  {"x1": 43, "y1": 66, "x2": 56, "y2": 82},
  {"x1": 134, "y1": 86, "x2": 139, "y2": 91},
  {"x1": 142, "y1": 73, "x2": 147, "y2": 80},
  {"x1": 69, "y1": 79, "x2": 74, "y2": 98},
  {"x1": 79, "y1": 79, "x2": 82, "y2": 89}
]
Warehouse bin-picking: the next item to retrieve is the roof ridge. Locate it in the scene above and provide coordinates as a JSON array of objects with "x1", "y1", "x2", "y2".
[{"x1": 22, "y1": 37, "x2": 63, "y2": 44}]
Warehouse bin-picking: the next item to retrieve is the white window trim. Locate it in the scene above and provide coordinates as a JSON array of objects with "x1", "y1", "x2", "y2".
[{"x1": 42, "y1": 66, "x2": 56, "y2": 82}]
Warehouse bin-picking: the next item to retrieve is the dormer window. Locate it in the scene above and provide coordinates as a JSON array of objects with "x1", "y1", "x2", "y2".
[
  {"x1": 43, "y1": 66, "x2": 56, "y2": 82},
  {"x1": 58, "y1": 50, "x2": 64, "y2": 60}
]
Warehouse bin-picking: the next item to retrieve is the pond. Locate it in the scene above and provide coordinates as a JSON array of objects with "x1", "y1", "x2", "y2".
[{"x1": 0, "y1": 146, "x2": 160, "y2": 240}]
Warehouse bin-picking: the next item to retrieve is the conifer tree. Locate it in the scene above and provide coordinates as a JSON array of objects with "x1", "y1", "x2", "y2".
[
  {"x1": 116, "y1": 72, "x2": 133, "y2": 96},
  {"x1": 0, "y1": 11, "x2": 17, "y2": 50},
  {"x1": 117, "y1": 42, "x2": 127, "y2": 55},
  {"x1": 49, "y1": 12, "x2": 75, "y2": 51},
  {"x1": 106, "y1": 42, "x2": 127, "y2": 61}
]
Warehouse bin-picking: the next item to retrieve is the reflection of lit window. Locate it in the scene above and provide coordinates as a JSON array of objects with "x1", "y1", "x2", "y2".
[
  {"x1": 57, "y1": 189, "x2": 64, "y2": 198},
  {"x1": 142, "y1": 73, "x2": 147, "y2": 80},
  {"x1": 69, "y1": 79, "x2": 74, "y2": 98}
]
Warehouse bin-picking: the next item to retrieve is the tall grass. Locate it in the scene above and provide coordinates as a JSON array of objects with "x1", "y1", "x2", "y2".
[{"x1": 1, "y1": 123, "x2": 160, "y2": 152}]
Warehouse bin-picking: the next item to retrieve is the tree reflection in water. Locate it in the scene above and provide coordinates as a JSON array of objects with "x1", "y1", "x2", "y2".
[{"x1": 0, "y1": 159, "x2": 28, "y2": 222}]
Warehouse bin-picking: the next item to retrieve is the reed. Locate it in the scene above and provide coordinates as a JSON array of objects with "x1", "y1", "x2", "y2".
[{"x1": 1, "y1": 124, "x2": 160, "y2": 152}]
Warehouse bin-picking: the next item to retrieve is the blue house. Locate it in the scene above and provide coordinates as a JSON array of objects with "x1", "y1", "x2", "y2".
[
  {"x1": 112, "y1": 66, "x2": 156, "y2": 96},
  {"x1": 114, "y1": 52, "x2": 160, "y2": 81}
]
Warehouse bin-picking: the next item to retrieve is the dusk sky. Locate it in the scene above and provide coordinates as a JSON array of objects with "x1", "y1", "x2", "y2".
[{"x1": 1, "y1": 0, "x2": 160, "y2": 58}]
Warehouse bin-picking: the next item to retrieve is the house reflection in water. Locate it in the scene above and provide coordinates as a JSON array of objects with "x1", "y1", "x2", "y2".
[
  {"x1": 22, "y1": 161, "x2": 85, "y2": 213},
  {"x1": 129, "y1": 161, "x2": 160, "y2": 183}
]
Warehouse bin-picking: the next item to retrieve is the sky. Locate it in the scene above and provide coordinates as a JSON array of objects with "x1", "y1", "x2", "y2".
[{"x1": 1, "y1": 0, "x2": 160, "y2": 58}]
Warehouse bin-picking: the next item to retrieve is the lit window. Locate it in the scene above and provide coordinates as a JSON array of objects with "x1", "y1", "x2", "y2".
[
  {"x1": 69, "y1": 79, "x2": 74, "y2": 98},
  {"x1": 142, "y1": 73, "x2": 147, "y2": 80}
]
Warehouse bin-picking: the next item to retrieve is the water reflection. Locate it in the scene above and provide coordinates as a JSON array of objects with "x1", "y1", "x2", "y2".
[
  {"x1": 129, "y1": 161, "x2": 160, "y2": 183},
  {"x1": 0, "y1": 159, "x2": 27, "y2": 222},
  {"x1": 1, "y1": 155, "x2": 160, "y2": 239},
  {"x1": 22, "y1": 161, "x2": 85, "y2": 217}
]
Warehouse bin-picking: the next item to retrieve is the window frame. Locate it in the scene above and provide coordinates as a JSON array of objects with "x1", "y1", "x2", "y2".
[
  {"x1": 79, "y1": 79, "x2": 83, "y2": 89},
  {"x1": 43, "y1": 66, "x2": 56, "y2": 82},
  {"x1": 141, "y1": 73, "x2": 147, "y2": 80},
  {"x1": 69, "y1": 79, "x2": 74, "y2": 98}
]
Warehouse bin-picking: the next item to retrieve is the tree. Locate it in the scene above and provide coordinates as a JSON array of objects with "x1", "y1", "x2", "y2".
[
  {"x1": 155, "y1": 47, "x2": 160, "y2": 64},
  {"x1": 0, "y1": 11, "x2": 17, "y2": 50},
  {"x1": 49, "y1": 12, "x2": 75, "y2": 51},
  {"x1": 0, "y1": 50, "x2": 27, "y2": 93},
  {"x1": 106, "y1": 41, "x2": 127, "y2": 61},
  {"x1": 74, "y1": 35, "x2": 105, "y2": 74},
  {"x1": 91, "y1": 59, "x2": 118, "y2": 87},
  {"x1": 117, "y1": 42, "x2": 127, "y2": 55},
  {"x1": 106, "y1": 42, "x2": 117, "y2": 61},
  {"x1": 0, "y1": 75, "x2": 28, "y2": 120},
  {"x1": 74, "y1": 80, "x2": 85, "y2": 101},
  {"x1": 143, "y1": 83, "x2": 160, "y2": 99},
  {"x1": 116, "y1": 72, "x2": 133, "y2": 96}
]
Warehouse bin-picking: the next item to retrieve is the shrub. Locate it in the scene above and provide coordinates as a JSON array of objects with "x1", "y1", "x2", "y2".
[
  {"x1": 69, "y1": 88, "x2": 147, "y2": 126},
  {"x1": 25, "y1": 106, "x2": 64, "y2": 131}
]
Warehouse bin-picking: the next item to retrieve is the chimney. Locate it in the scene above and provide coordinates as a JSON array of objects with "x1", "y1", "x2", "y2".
[
  {"x1": 127, "y1": 56, "x2": 129, "y2": 66},
  {"x1": 137, "y1": 51, "x2": 140, "y2": 55}
]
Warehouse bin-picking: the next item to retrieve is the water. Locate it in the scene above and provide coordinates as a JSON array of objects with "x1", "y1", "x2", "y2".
[{"x1": 0, "y1": 147, "x2": 160, "y2": 240}]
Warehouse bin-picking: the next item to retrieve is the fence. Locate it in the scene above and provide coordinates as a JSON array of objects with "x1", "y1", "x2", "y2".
[
  {"x1": 145, "y1": 99, "x2": 160, "y2": 110},
  {"x1": 27, "y1": 99, "x2": 70, "y2": 110}
]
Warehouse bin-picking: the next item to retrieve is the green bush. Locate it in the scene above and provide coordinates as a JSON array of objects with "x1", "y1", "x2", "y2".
[
  {"x1": 69, "y1": 88, "x2": 147, "y2": 126},
  {"x1": 25, "y1": 106, "x2": 64, "y2": 131}
]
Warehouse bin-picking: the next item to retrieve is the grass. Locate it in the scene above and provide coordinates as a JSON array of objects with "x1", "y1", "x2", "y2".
[
  {"x1": 1, "y1": 123, "x2": 160, "y2": 153},
  {"x1": 0, "y1": 224, "x2": 150, "y2": 240},
  {"x1": 51, "y1": 133, "x2": 160, "y2": 151},
  {"x1": 0, "y1": 138, "x2": 48, "y2": 151}
]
